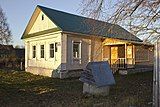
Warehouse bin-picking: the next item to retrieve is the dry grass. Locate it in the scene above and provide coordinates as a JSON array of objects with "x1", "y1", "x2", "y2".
[{"x1": 0, "y1": 69, "x2": 153, "y2": 107}]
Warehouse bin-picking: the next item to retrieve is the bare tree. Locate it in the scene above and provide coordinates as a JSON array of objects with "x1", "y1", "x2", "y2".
[
  {"x1": 80, "y1": 0, "x2": 160, "y2": 42},
  {"x1": 0, "y1": 6, "x2": 12, "y2": 44}
]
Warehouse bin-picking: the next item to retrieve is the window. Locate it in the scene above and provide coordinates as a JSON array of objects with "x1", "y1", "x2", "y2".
[
  {"x1": 127, "y1": 46, "x2": 132, "y2": 58},
  {"x1": 33, "y1": 46, "x2": 36, "y2": 58},
  {"x1": 55, "y1": 42, "x2": 58, "y2": 52},
  {"x1": 73, "y1": 42, "x2": 81, "y2": 59},
  {"x1": 40, "y1": 45, "x2": 44, "y2": 58},
  {"x1": 135, "y1": 46, "x2": 149, "y2": 61},
  {"x1": 50, "y1": 44, "x2": 54, "y2": 58},
  {"x1": 42, "y1": 14, "x2": 44, "y2": 20}
]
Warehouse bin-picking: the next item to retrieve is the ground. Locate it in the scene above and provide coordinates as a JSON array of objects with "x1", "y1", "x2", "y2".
[{"x1": 0, "y1": 69, "x2": 152, "y2": 107}]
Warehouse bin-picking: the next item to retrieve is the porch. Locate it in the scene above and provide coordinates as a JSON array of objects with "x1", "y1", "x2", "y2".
[{"x1": 102, "y1": 38, "x2": 135, "y2": 73}]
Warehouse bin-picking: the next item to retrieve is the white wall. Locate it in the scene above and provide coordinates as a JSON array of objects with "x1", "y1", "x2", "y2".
[
  {"x1": 29, "y1": 11, "x2": 57, "y2": 34},
  {"x1": 24, "y1": 32, "x2": 62, "y2": 76},
  {"x1": 23, "y1": 8, "x2": 63, "y2": 77}
]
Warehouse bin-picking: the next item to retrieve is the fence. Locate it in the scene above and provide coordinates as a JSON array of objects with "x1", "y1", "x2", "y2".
[{"x1": 153, "y1": 37, "x2": 160, "y2": 107}]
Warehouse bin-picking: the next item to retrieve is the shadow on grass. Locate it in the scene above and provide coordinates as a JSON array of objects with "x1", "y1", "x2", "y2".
[{"x1": 0, "y1": 70, "x2": 153, "y2": 107}]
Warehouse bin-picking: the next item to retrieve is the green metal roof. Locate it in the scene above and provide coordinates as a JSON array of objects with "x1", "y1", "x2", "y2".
[{"x1": 23, "y1": 5, "x2": 142, "y2": 42}]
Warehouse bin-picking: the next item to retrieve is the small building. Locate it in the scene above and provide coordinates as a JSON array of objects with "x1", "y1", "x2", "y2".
[
  {"x1": 14, "y1": 48, "x2": 25, "y2": 60},
  {"x1": 0, "y1": 44, "x2": 14, "y2": 57},
  {"x1": 0, "y1": 44, "x2": 15, "y2": 67},
  {"x1": 21, "y1": 5, "x2": 154, "y2": 78},
  {"x1": 14, "y1": 48, "x2": 25, "y2": 70},
  {"x1": 0, "y1": 44, "x2": 25, "y2": 69}
]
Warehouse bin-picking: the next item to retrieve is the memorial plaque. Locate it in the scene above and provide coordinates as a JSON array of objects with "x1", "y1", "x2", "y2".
[{"x1": 80, "y1": 61, "x2": 115, "y2": 87}]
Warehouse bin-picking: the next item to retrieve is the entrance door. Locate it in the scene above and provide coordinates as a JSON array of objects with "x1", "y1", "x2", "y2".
[
  {"x1": 111, "y1": 45, "x2": 125, "y2": 68},
  {"x1": 111, "y1": 46, "x2": 118, "y2": 64},
  {"x1": 127, "y1": 45, "x2": 134, "y2": 68}
]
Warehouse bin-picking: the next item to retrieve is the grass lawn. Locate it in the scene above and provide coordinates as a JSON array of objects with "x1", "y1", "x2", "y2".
[{"x1": 0, "y1": 70, "x2": 152, "y2": 107}]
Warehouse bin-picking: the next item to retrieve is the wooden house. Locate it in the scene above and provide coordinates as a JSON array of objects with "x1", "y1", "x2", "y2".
[{"x1": 21, "y1": 5, "x2": 154, "y2": 78}]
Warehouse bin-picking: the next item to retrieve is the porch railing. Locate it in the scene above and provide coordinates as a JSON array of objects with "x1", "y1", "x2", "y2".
[
  {"x1": 103, "y1": 58, "x2": 127, "y2": 73},
  {"x1": 111, "y1": 58, "x2": 126, "y2": 69},
  {"x1": 103, "y1": 58, "x2": 134, "y2": 69}
]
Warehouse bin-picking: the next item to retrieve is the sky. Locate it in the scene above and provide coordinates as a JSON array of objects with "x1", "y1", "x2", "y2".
[{"x1": 0, "y1": 0, "x2": 82, "y2": 47}]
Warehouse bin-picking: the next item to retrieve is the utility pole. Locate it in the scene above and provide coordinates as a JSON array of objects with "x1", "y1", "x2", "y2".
[{"x1": 153, "y1": 37, "x2": 160, "y2": 107}]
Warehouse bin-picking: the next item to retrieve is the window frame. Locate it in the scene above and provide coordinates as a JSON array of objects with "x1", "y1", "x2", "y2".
[
  {"x1": 32, "y1": 46, "x2": 36, "y2": 58},
  {"x1": 50, "y1": 43, "x2": 54, "y2": 58},
  {"x1": 42, "y1": 14, "x2": 44, "y2": 20},
  {"x1": 55, "y1": 42, "x2": 58, "y2": 52},
  {"x1": 72, "y1": 41, "x2": 82, "y2": 62},
  {"x1": 40, "y1": 45, "x2": 44, "y2": 58}
]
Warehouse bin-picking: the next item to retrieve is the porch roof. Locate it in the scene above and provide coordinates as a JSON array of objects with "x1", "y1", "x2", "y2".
[{"x1": 103, "y1": 38, "x2": 153, "y2": 46}]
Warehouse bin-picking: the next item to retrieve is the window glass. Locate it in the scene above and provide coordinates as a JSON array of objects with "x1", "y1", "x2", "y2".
[
  {"x1": 73, "y1": 42, "x2": 80, "y2": 59},
  {"x1": 40, "y1": 45, "x2": 44, "y2": 58},
  {"x1": 42, "y1": 14, "x2": 44, "y2": 20},
  {"x1": 33, "y1": 46, "x2": 36, "y2": 58},
  {"x1": 127, "y1": 46, "x2": 132, "y2": 58},
  {"x1": 55, "y1": 42, "x2": 58, "y2": 52},
  {"x1": 50, "y1": 44, "x2": 54, "y2": 58}
]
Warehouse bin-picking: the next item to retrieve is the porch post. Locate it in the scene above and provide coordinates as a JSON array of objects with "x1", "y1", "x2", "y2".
[
  {"x1": 125, "y1": 43, "x2": 127, "y2": 68},
  {"x1": 132, "y1": 45, "x2": 135, "y2": 65}
]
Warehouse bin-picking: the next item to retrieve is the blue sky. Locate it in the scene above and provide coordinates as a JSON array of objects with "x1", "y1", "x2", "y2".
[{"x1": 0, "y1": 0, "x2": 82, "y2": 46}]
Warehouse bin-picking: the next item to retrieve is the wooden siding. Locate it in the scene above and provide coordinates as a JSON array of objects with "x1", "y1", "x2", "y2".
[
  {"x1": 135, "y1": 45, "x2": 154, "y2": 67},
  {"x1": 103, "y1": 46, "x2": 110, "y2": 61},
  {"x1": 63, "y1": 34, "x2": 103, "y2": 71},
  {"x1": 29, "y1": 11, "x2": 57, "y2": 34}
]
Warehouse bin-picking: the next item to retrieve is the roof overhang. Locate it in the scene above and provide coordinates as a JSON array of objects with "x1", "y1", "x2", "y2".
[{"x1": 21, "y1": 28, "x2": 61, "y2": 39}]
